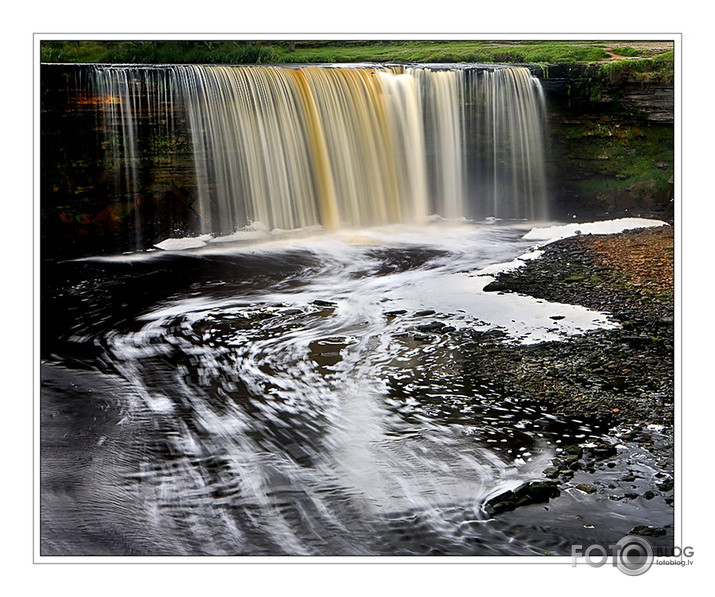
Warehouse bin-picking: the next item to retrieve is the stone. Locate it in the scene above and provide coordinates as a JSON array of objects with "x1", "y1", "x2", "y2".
[
  {"x1": 417, "y1": 321, "x2": 446, "y2": 333},
  {"x1": 657, "y1": 479, "x2": 674, "y2": 492},
  {"x1": 483, "y1": 490, "x2": 518, "y2": 516},
  {"x1": 482, "y1": 280, "x2": 510, "y2": 293},
  {"x1": 576, "y1": 484, "x2": 597, "y2": 494},
  {"x1": 483, "y1": 481, "x2": 560, "y2": 517},
  {"x1": 590, "y1": 441, "x2": 618, "y2": 460},
  {"x1": 412, "y1": 333, "x2": 433, "y2": 342},
  {"x1": 311, "y1": 299, "x2": 336, "y2": 308},
  {"x1": 525, "y1": 481, "x2": 561, "y2": 502},
  {"x1": 542, "y1": 466, "x2": 560, "y2": 479},
  {"x1": 630, "y1": 525, "x2": 666, "y2": 537},
  {"x1": 563, "y1": 444, "x2": 583, "y2": 458}
]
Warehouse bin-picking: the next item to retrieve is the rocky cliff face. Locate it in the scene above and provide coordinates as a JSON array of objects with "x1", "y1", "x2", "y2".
[
  {"x1": 41, "y1": 65, "x2": 200, "y2": 256},
  {"x1": 534, "y1": 63, "x2": 675, "y2": 223}
]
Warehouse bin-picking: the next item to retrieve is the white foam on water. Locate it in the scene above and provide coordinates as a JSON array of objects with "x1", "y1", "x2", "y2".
[
  {"x1": 523, "y1": 217, "x2": 668, "y2": 244},
  {"x1": 459, "y1": 216, "x2": 669, "y2": 343},
  {"x1": 88, "y1": 217, "x2": 665, "y2": 345},
  {"x1": 154, "y1": 234, "x2": 213, "y2": 251}
]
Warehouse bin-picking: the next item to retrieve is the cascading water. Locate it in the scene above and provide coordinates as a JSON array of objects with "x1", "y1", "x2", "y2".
[
  {"x1": 85, "y1": 64, "x2": 549, "y2": 245},
  {"x1": 465, "y1": 67, "x2": 549, "y2": 221},
  {"x1": 42, "y1": 63, "x2": 673, "y2": 557}
]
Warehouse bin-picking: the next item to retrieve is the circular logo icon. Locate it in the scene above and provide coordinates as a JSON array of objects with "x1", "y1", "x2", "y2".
[{"x1": 614, "y1": 535, "x2": 654, "y2": 576}]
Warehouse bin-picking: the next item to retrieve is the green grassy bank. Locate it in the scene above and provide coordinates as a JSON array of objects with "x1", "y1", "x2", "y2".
[{"x1": 40, "y1": 40, "x2": 674, "y2": 81}]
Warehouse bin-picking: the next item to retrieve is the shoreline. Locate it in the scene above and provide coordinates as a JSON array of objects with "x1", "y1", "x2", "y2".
[
  {"x1": 475, "y1": 224, "x2": 674, "y2": 429},
  {"x1": 464, "y1": 224, "x2": 675, "y2": 538}
]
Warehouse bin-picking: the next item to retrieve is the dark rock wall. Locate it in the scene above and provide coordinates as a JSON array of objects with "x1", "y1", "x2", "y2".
[
  {"x1": 533, "y1": 64, "x2": 675, "y2": 223},
  {"x1": 41, "y1": 65, "x2": 199, "y2": 257}
]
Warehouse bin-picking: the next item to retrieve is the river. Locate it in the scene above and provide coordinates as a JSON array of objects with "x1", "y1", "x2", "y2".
[{"x1": 39, "y1": 220, "x2": 673, "y2": 556}]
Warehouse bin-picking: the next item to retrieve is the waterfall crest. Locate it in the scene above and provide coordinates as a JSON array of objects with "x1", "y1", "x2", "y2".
[{"x1": 87, "y1": 64, "x2": 549, "y2": 242}]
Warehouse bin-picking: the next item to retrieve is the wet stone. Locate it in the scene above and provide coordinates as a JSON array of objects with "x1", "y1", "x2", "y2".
[
  {"x1": 542, "y1": 466, "x2": 560, "y2": 479},
  {"x1": 555, "y1": 454, "x2": 581, "y2": 468},
  {"x1": 482, "y1": 280, "x2": 510, "y2": 293},
  {"x1": 412, "y1": 333, "x2": 433, "y2": 342},
  {"x1": 416, "y1": 321, "x2": 447, "y2": 333},
  {"x1": 484, "y1": 481, "x2": 560, "y2": 517},
  {"x1": 588, "y1": 441, "x2": 618, "y2": 461},
  {"x1": 657, "y1": 478, "x2": 674, "y2": 492},
  {"x1": 575, "y1": 484, "x2": 597, "y2": 494},
  {"x1": 630, "y1": 525, "x2": 667, "y2": 537},
  {"x1": 311, "y1": 299, "x2": 337, "y2": 307},
  {"x1": 563, "y1": 444, "x2": 583, "y2": 458}
]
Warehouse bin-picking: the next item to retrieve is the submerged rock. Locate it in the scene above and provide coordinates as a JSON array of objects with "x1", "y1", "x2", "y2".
[
  {"x1": 575, "y1": 484, "x2": 597, "y2": 494},
  {"x1": 312, "y1": 299, "x2": 337, "y2": 308},
  {"x1": 484, "y1": 481, "x2": 560, "y2": 517},
  {"x1": 630, "y1": 525, "x2": 667, "y2": 537}
]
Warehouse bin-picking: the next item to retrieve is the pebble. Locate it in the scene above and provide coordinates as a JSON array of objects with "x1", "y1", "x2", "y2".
[{"x1": 575, "y1": 484, "x2": 597, "y2": 494}]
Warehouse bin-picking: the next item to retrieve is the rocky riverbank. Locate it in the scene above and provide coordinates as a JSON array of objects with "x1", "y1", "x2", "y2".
[
  {"x1": 468, "y1": 224, "x2": 674, "y2": 429},
  {"x1": 460, "y1": 224, "x2": 675, "y2": 534}
]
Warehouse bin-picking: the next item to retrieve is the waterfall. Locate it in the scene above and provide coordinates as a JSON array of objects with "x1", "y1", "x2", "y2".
[
  {"x1": 465, "y1": 67, "x2": 549, "y2": 221},
  {"x1": 85, "y1": 64, "x2": 549, "y2": 244},
  {"x1": 90, "y1": 68, "x2": 141, "y2": 234}
]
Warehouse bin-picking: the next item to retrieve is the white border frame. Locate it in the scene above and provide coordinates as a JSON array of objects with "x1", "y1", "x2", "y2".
[{"x1": 32, "y1": 33, "x2": 682, "y2": 569}]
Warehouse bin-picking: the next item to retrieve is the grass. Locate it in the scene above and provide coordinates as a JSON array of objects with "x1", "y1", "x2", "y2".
[
  {"x1": 599, "y1": 51, "x2": 675, "y2": 83},
  {"x1": 275, "y1": 40, "x2": 612, "y2": 64},
  {"x1": 40, "y1": 39, "x2": 672, "y2": 68},
  {"x1": 558, "y1": 121, "x2": 674, "y2": 205},
  {"x1": 610, "y1": 46, "x2": 644, "y2": 57},
  {"x1": 40, "y1": 40, "x2": 281, "y2": 65}
]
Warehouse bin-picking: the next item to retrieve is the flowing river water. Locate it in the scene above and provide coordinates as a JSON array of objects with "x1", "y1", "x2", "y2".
[{"x1": 40, "y1": 222, "x2": 673, "y2": 556}]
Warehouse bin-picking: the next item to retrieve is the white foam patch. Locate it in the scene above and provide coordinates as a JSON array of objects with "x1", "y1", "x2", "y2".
[
  {"x1": 154, "y1": 234, "x2": 213, "y2": 251},
  {"x1": 207, "y1": 221, "x2": 272, "y2": 243},
  {"x1": 379, "y1": 268, "x2": 618, "y2": 344},
  {"x1": 523, "y1": 217, "x2": 668, "y2": 245},
  {"x1": 476, "y1": 249, "x2": 545, "y2": 276},
  {"x1": 461, "y1": 216, "x2": 668, "y2": 343}
]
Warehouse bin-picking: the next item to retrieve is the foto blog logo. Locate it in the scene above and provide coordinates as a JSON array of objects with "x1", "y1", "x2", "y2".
[{"x1": 572, "y1": 536, "x2": 655, "y2": 576}]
